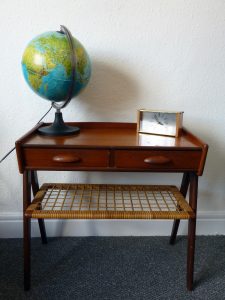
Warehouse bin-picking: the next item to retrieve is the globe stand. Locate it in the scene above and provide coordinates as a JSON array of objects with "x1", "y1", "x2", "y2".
[
  {"x1": 38, "y1": 110, "x2": 80, "y2": 136},
  {"x1": 36, "y1": 25, "x2": 82, "y2": 137}
]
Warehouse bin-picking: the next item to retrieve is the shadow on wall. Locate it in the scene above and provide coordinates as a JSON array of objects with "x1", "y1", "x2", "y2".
[
  {"x1": 192, "y1": 123, "x2": 225, "y2": 210},
  {"x1": 73, "y1": 59, "x2": 141, "y2": 121}
]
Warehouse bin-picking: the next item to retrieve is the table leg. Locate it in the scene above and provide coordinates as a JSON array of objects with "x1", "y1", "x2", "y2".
[
  {"x1": 31, "y1": 171, "x2": 47, "y2": 244},
  {"x1": 23, "y1": 170, "x2": 31, "y2": 291},
  {"x1": 170, "y1": 172, "x2": 190, "y2": 245},
  {"x1": 187, "y1": 172, "x2": 198, "y2": 291}
]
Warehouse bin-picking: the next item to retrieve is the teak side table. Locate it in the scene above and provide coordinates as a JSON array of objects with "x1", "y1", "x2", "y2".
[{"x1": 15, "y1": 122, "x2": 208, "y2": 291}]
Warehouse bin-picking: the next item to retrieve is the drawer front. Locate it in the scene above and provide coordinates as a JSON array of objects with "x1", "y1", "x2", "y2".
[
  {"x1": 23, "y1": 148, "x2": 109, "y2": 169},
  {"x1": 114, "y1": 150, "x2": 202, "y2": 171}
]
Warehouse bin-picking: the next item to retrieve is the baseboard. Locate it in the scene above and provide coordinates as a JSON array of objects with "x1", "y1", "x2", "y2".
[{"x1": 0, "y1": 211, "x2": 225, "y2": 238}]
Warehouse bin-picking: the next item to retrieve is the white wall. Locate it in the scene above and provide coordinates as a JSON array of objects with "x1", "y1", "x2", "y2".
[{"x1": 0, "y1": 0, "x2": 225, "y2": 237}]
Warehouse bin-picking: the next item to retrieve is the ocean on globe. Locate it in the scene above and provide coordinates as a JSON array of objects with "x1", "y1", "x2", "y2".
[{"x1": 21, "y1": 31, "x2": 91, "y2": 102}]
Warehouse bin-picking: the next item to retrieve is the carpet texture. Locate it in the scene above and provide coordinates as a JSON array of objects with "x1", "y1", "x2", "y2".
[{"x1": 0, "y1": 236, "x2": 224, "y2": 299}]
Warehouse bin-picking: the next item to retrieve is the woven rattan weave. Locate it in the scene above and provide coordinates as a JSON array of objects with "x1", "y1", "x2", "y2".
[{"x1": 25, "y1": 184, "x2": 194, "y2": 219}]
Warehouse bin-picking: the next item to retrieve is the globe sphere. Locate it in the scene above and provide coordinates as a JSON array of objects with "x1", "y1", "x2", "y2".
[{"x1": 21, "y1": 31, "x2": 91, "y2": 102}]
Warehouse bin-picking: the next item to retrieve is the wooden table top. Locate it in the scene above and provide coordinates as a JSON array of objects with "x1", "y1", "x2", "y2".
[{"x1": 18, "y1": 122, "x2": 206, "y2": 150}]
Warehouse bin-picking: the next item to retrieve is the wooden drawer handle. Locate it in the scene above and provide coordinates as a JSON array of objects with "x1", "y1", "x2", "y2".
[
  {"x1": 52, "y1": 155, "x2": 81, "y2": 163},
  {"x1": 144, "y1": 156, "x2": 171, "y2": 164}
]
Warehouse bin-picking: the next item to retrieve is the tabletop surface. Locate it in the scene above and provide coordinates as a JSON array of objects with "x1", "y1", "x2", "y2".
[{"x1": 19, "y1": 122, "x2": 205, "y2": 149}]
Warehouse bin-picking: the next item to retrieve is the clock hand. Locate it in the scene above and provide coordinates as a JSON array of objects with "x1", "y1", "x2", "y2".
[{"x1": 154, "y1": 115, "x2": 163, "y2": 125}]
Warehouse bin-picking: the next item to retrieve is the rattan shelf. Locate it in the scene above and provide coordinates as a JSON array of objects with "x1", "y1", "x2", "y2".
[{"x1": 25, "y1": 183, "x2": 194, "y2": 220}]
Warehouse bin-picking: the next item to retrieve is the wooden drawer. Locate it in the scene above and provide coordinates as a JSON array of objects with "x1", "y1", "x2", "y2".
[
  {"x1": 114, "y1": 150, "x2": 202, "y2": 171},
  {"x1": 23, "y1": 148, "x2": 109, "y2": 169}
]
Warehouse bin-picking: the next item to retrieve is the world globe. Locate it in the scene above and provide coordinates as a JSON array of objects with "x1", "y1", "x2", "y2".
[
  {"x1": 22, "y1": 28, "x2": 91, "y2": 102},
  {"x1": 21, "y1": 25, "x2": 91, "y2": 135}
]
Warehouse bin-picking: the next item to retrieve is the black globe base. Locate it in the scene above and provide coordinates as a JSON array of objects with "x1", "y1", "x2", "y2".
[{"x1": 38, "y1": 111, "x2": 80, "y2": 136}]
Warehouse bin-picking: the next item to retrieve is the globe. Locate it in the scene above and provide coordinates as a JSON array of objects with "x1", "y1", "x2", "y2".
[
  {"x1": 21, "y1": 26, "x2": 92, "y2": 136},
  {"x1": 22, "y1": 29, "x2": 91, "y2": 102}
]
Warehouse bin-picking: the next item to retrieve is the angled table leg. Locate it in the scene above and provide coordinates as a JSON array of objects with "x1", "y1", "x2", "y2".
[
  {"x1": 31, "y1": 171, "x2": 47, "y2": 244},
  {"x1": 187, "y1": 172, "x2": 198, "y2": 291},
  {"x1": 169, "y1": 172, "x2": 190, "y2": 245},
  {"x1": 23, "y1": 170, "x2": 31, "y2": 291}
]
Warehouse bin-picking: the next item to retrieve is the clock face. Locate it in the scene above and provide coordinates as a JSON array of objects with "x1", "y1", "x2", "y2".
[{"x1": 139, "y1": 111, "x2": 178, "y2": 136}]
